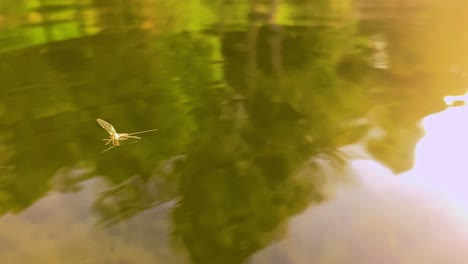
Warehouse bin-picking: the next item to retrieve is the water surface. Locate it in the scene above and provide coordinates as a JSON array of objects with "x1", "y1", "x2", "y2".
[{"x1": 1, "y1": 0, "x2": 468, "y2": 263}]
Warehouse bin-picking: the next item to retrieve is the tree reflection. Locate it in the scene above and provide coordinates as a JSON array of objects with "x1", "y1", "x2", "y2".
[
  {"x1": 172, "y1": 8, "x2": 369, "y2": 262},
  {"x1": 1, "y1": 0, "x2": 468, "y2": 263},
  {"x1": 172, "y1": 106, "x2": 323, "y2": 263}
]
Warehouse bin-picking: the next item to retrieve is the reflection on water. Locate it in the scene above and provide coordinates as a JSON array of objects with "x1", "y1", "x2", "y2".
[
  {"x1": 403, "y1": 93, "x2": 468, "y2": 206},
  {"x1": 251, "y1": 94, "x2": 468, "y2": 264},
  {"x1": 0, "y1": 179, "x2": 184, "y2": 263},
  {"x1": 1, "y1": 0, "x2": 468, "y2": 263}
]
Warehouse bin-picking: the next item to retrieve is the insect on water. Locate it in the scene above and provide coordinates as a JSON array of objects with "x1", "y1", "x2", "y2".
[{"x1": 97, "y1": 118, "x2": 158, "y2": 153}]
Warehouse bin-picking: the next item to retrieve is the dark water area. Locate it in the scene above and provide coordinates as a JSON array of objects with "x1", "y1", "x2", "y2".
[{"x1": 1, "y1": 0, "x2": 468, "y2": 263}]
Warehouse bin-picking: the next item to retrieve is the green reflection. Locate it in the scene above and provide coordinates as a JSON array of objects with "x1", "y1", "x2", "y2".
[
  {"x1": 0, "y1": 0, "x2": 468, "y2": 263},
  {"x1": 171, "y1": 13, "x2": 371, "y2": 262}
]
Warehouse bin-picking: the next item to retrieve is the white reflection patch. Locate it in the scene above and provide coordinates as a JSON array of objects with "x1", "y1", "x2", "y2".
[{"x1": 403, "y1": 91, "x2": 468, "y2": 208}]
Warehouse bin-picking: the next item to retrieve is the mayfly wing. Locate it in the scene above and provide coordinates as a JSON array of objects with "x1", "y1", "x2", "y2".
[{"x1": 97, "y1": 119, "x2": 117, "y2": 135}]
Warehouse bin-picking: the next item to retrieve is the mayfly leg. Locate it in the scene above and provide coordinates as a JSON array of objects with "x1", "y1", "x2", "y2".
[
  {"x1": 127, "y1": 128, "x2": 158, "y2": 136},
  {"x1": 122, "y1": 135, "x2": 141, "y2": 140},
  {"x1": 101, "y1": 145, "x2": 116, "y2": 153}
]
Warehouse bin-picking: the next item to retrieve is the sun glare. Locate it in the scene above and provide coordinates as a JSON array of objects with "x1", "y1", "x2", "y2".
[{"x1": 404, "y1": 91, "x2": 468, "y2": 207}]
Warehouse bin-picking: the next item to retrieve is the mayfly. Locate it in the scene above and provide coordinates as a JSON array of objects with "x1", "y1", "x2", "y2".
[{"x1": 97, "y1": 118, "x2": 158, "y2": 153}]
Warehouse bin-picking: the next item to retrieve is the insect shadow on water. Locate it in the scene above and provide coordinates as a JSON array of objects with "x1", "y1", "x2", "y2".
[{"x1": 97, "y1": 118, "x2": 158, "y2": 153}]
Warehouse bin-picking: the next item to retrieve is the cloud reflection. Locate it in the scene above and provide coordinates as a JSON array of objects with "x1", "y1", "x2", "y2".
[{"x1": 403, "y1": 92, "x2": 468, "y2": 207}]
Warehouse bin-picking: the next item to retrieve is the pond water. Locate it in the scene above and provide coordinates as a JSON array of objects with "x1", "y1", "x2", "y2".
[{"x1": 1, "y1": 1, "x2": 468, "y2": 263}]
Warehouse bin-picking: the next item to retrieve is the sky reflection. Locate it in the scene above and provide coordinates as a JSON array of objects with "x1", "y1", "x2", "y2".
[{"x1": 402, "y1": 91, "x2": 468, "y2": 208}]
